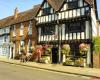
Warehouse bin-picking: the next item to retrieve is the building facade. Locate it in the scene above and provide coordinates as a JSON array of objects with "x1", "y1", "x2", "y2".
[
  {"x1": 0, "y1": 6, "x2": 40, "y2": 59},
  {"x1": 9, "y1": 7, "x2": 39, "y2": 59},
  {"x1": 0, "y1": 27, "x2": 10, "y2": 57},
  {"x1": 36, "y1": 0, "x2": 98, "y2": 66},
  {"x1": 0, "y1": 0, "x2": 99, "y2": 67}
]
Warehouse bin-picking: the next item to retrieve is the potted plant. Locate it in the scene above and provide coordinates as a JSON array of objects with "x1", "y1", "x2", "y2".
[
  {"x1": 62, "y1": 44, "x2": 70, "y2": 63},
  {"x1": 41, "y1": 44, "x2": 52, "y2": 63},
  {"x1": 35, "y1": 45, "x2": 43, "y2": 62},
  {"x1": 79, "y1": 43, "x2": 89, "y2": 67},
  {"x1": 79, "y1": 43, "x2": 89, "y2": 56}
]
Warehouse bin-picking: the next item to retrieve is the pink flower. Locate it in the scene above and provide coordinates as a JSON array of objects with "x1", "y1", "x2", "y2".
[{"x1": 79, "y1": 43, "x2": 89, "y2": 52}]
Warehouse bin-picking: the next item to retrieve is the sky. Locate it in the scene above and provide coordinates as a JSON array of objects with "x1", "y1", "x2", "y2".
[{"x1": 0, "y1": 0, "x2": 100, "y2": 19}]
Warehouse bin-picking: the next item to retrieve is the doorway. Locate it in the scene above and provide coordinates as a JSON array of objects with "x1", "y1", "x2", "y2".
[{"x1": 52, "y1": 47, "x2": 58, "y2": 63}]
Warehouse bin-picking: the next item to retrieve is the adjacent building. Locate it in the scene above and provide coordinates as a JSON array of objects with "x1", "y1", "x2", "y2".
[
  {"x1": 0, "y1": 26, "x2": 10, "y2": 57},
  {"x1": 0, "y1": 5, "x2": 40, "y2": 59},
  {"x1": 10, "y1": 7, "x2": 39, "y2": 59}
]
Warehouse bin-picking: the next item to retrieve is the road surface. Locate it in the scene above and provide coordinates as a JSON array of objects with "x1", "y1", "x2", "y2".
[{"x1": 0, "y1": 62, "x2": 90, "y2": 80}]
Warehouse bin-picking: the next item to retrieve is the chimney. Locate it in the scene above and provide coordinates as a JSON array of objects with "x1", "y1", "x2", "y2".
[{"x1": 14, "y1": 7, "x2": 19, "y2": 19}]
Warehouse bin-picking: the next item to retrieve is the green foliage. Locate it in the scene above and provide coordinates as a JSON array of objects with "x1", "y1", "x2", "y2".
[
  {"x1": 61, "y1": 44, "x2": 70, "y2": 55},
  {"x1": 44, "y1": 47, "x2": 52, "y2": 56},
  {"x1": 93, "y1": 37, "x2": 100, "y2": 52}
]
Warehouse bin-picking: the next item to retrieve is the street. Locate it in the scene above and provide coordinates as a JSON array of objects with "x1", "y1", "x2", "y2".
[{"x1": 0, "y1": 62, "x2": 90, "y2": 80}]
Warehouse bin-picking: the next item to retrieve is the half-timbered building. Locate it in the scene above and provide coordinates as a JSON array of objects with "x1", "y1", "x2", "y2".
[{"x1": 36, "y1": 0, "x2": 98, "y2": 66}]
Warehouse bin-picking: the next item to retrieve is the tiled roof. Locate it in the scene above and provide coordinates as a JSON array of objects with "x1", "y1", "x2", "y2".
[
  {"x1": 85, "y1": 0, "x2": 93, "y2": 5},
  {"x1": 47, "y1": 0, "x2": 64, "y2": 11},
  {"x1": 47, "y1": 0, "x2": 94, "y2": 11},
  {"x1": 0, "y1": 4, "x2": 40, "y2": 28}
]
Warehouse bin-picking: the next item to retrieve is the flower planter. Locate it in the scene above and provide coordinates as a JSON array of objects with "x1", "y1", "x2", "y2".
[
  {"x1": 62, "y1": 44, "x2": 70, "y2": 63},
  {"x1": 40, "y1": 55, "x2": 50, "y2": 64},
  {"x1": 62, "y1": 54, "x2": 66, "y2": 62}
]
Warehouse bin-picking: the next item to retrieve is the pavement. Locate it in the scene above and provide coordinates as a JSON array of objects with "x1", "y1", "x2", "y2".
[{"x1": 0, "y1": 56, "x2": 100, "y2": 78}]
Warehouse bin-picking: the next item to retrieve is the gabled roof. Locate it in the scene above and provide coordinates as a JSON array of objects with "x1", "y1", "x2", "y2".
[
  {"x1": 36, "y1": 0, "x2": 95, "y2": 16},
  {"x1": 48, "y1": 0, "x2": 94, "y2": 11},
  {"x1": 85, "y1": 0, "x2": 93, "y2": 5},
  {"x1": 47, "y1": 0, "x2": 64, "y2": 11},
  {"x1": 0, "y1": 4, "x2": 40, "y2": 28}
]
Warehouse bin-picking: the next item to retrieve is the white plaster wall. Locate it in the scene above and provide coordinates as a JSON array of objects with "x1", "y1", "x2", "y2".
[
  {"x1": 99, "y1": 25, "x2": 100, "y2": 36},
  {"x1": 91, "y1": 8, "x2": 97, "y2": 37},
  {"x1": 62, "y1": 24, "x2": 65, "y2": 40},
  {"x1": 85, "y1": 21, "x2": 90, "y2": 39}
]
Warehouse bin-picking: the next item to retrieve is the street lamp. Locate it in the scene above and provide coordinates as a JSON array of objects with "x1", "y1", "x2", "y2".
[{"x1": 56, "y1": 13, "x2": 61, "y2": 64}]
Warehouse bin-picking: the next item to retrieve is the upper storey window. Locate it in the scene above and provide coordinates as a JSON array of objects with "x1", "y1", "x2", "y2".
[
  {"x1": 42, "y1": 7, "x2": 51, "y2": 15},
  {"x1": 20, "y1": 23, "x2": 24, "y2": 36},
  {"x1": 28, "y1": 21, "x2": 32, "y2": 35},
  {"x1": 13, "y1": 25, "x2": 16, "y2": 37},
  {"x1": 68, "y1": 0, "x2": 78, "y2": 9},
  {"x1": 42, "y1": 2, "x2": 51, "y2": 16}
]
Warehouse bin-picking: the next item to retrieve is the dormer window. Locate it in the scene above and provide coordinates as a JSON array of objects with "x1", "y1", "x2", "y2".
[{"x1": 42, "y1": 7, "x2": 51, "y2": 15}]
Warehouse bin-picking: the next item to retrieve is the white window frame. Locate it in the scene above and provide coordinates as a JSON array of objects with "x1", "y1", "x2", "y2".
[
  {"x1": 20, "y1": 23, "x2": 24, "y2": 36},
  {"x1": 13, "y1": 25, "x2": 16, "y2": 37},
  {"x1": 28, "y1": 21, "x2": 32, "y2": 35}
]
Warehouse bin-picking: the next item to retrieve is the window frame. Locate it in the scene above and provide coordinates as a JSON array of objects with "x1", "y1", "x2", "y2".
[
  {"x1": 65, "y1": 21, "x2": 85, "y2": 33},
  {"x1": 42, "y1": 7, "x2": 51, "y2": 16},
  {"x1": 41, "y1": 25, "x2": 55, "y2": 35},
  {"x1": 28, "y1": 21, "x2": 33, "y2": 35},
  {"x1": 20, "y1": 23, "x2": 24, "y2": 36},
  {"x1": 68, "y1": 0, "x2": 78, "y2": 9}
]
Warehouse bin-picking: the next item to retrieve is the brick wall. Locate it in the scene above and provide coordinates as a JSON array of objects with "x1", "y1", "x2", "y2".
[{"x1": 10, "y1": 20, "x2": 37, "y2": 57}]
